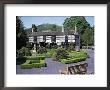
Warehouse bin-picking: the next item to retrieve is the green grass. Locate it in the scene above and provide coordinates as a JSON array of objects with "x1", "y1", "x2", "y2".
[
  {"x1": 46, "y1": 49, "x2": 57, "y2": 58},
  {"x1": 68, "y1": 51, "x2": 89, "y2": 58},
  {"x1": 60, "y1": 50, "x2": 89, "y2": 64}
]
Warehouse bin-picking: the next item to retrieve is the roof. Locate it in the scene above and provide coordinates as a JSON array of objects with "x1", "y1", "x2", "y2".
[{"x1": 28, "y1": 31, "x2": 75, "y2": 36}]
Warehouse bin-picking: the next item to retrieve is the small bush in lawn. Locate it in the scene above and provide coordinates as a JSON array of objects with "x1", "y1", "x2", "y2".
[
  {"x1": 37, "y1": 47, "x2": 47, "y2": 54},
  {"x1": 53, "y1": 48, "x2": 69, "y2": 61}
]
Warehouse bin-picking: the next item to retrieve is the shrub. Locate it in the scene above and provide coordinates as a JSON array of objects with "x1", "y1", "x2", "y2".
[
  {"x1": 26, "y1": 43, "x2": 33, "y2": 50},
  {"x1": 60, "y1": 57, "x2": 87, "y2": 64},
  {"x1": 68, "y1": 42, "x2": 75, "y2": 51},
  {"x1": 53, "y1": 48, "x2": 69, "y2": 61},
  {"x1": 26, "y1": 54, "x2": 46, "y2": 60},
  {"x1": 20, "y1": 60, "x2": 46, "y2": 69},
  {"x1": 30, "y1": 60, "x2": 40, "y2": 63},
  {"x1": 21, "y1": 64, "x2": 33, "y2": 69},
  {"x1": 17, "y1": 47, "x2": 32, "y2": 57},
  {"x1": 52, "y1": 53, "x2": 58, "y2": 61},
  {"x1": 37, "y1": 47, "x2": 47, "y2": 54},
  {"x1": 32, "y1": 60, "x2": 45, "y2": 68},
  {"x1": 21, "y1": 60, "x2": 33, "y2": 69},
  {"x1": 36, "y1": 55, "x2": 46, "y2": 60}
]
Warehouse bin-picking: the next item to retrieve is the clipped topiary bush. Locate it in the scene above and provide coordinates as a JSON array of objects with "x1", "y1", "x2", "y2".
[
  {"x1": 37, "y1": 47, "x2": 47, "y2": 54},
  {"x1": 17, "y1": 47, "x2": 32, "y2": 57},
  {"x1": 52, "y1": 48, "x2": 69, "y2": 61}
]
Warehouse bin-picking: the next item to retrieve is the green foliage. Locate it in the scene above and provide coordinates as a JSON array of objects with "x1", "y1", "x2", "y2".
[
  {"x1": 21, "y1": 60, "x2": 33, "y2": 69},
  {"x1": 36, "y1": 55, "x2": 46, "y2": 60},
  {"x1": 16, "y1": 16, "x2": 27, "y2": 50},
  {"x1": 60, "y1": 57, "x2": 87, "y2": 64},
  {"x1": 21, "y1": 60, "x2": 46, "y2": 69},
  {"x1": 63, "y1": 16, "x2": 90, "y2": 33},
  {"x1": 26, "y1": 54, "x2": 46, "y2": 60},
  {"x1": 63, "y1": 16, "x2": 94, "y2": 46},
  {"x1": 32, "y1": 24, "x2": 37, "y2": 32},
  {"x1": 33, "y1": 60, "x2": 46, "y2": 68},
  {"x1": 26, "y1": 43, "x2": 33, "y2": 50},
  {"x1": 81, "y1": 28, "x2": 94, "y2": 46},
  {"x1": 37, "y1": 47, "x2": 47, "y2": 54},
  {"x1": 60, "y1": 50, "x2": 89, "y2": 64},
  {"x1": 68, "y1": 42, "x2": 75, "y2": 51},
  {"x1": 52, "y1": 48, "x2": 69, "y2": 61},
  {"x1": 29, "y1": 60, "x2": 40, "y2": 63},
  {"x1": 46, "y1": 49, "x2": 56, "y2": 58},
  {"x1": 17, "y1": 47, "x2": 32, "y2": 57}
]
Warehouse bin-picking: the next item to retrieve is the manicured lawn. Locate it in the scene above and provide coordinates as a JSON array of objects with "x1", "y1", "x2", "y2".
[{"x1": 60, "y1": 50, "x2": 89, "y2": 64}]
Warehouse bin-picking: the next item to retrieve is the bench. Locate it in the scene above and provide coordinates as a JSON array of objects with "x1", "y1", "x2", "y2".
[{"x1": 59, "y1": 63, "x2": 88, "y2": 75}]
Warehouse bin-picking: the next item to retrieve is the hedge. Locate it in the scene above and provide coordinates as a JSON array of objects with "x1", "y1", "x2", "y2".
[
  {"x1": 36, "y1": 55, "x2": 46, "y2": 60},
  {"x1": 20, "y1": 60, "x2": 46, "y2": 69},
  {"x1": 21, "y1": 60, "x2": 33, "y2": 69},
  {"x1": 33, "y1": 60, "x2": 45, "y2": 68},
  {"x1": 60, "y1": 57, "x2": 87, "y2": 64},
  {"x1": 29, "y1": 60, "x2": 40, "y2": 63},
  {"x1": 26, "y1": 54, "x2": 46, "y2": 60}
]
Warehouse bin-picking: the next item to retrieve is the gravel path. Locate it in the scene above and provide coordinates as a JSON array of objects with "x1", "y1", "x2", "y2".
[{"x1": 16, "y1": 49, "x2": 94, "y2": 74}]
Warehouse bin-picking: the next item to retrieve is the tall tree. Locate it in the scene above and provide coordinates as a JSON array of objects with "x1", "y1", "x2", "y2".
[
  {"x1": 16, "y1": 16, "x2": 27, "y2": 50},
  {"x1": 80, "y1": 27, "x2": 94, "y2": 46},
  {"x1": 63, "y1": 16, "x2": 94, "y2": 46},
  {"x1": 63, "y1": 16, "x2": 91, "y2": 34}
]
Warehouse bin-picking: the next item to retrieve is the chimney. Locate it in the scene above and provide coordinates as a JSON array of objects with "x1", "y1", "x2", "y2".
[
  {"x1": 75, "y1": 25, "x2": 77, "y2": 33},
  {"x1": 32, "y1": 24, "x2": 34, "y2": 32},
  {"x1": 62, "y1": 26, "x2": 64, "y2": 32}
]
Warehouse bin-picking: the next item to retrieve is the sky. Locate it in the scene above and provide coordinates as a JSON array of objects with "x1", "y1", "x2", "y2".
[{"x1": 20, "y1": 16, "x2": 94, "y2": 28}]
